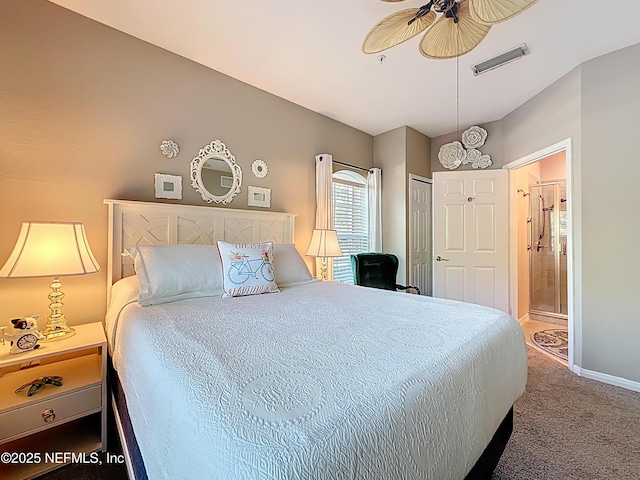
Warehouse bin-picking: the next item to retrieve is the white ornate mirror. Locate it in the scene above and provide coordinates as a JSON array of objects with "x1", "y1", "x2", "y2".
[{"x1": 190, "y1": 139, "x2": 242, "y2": 204}]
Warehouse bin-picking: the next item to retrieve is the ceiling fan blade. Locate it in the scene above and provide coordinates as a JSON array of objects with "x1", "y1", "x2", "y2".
[
  {"x1": 469, "y1": 0, "x2": 538, "y2": 25},
  {"x1": 363, "y1": 9, "x2": 436, "y2": 54},
  {"x1": 419, "y1": 1, "x2": 491, "y2": 59}
]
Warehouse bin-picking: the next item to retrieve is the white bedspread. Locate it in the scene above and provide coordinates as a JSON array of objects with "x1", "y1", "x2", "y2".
[{"x1": 107, "y1": 280, "x2": 527, "y2": 480}]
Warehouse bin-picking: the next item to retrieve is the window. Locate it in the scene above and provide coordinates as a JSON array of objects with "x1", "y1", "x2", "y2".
[{"x1": 332, "y1": 170, "x2": 369, "y2": 283}]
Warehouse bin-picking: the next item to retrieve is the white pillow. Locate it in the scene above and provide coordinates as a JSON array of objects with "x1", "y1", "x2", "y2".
[
  {"x1": 125, "y1": 244, "x2": 224, "y2": 306},
  {"x1": 105, "y1": 275, "x2": 140, "y2": 353},
  {"x1": 273, "y1": 244, "x2": 315, "y2": 287},
  {"x1": 217, "y1": 241, "x2": 280, "y2": 297}
]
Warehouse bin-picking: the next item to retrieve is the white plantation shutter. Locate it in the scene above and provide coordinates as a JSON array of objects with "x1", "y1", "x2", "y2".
[{"x1": 332, "y1": 171, "x2": 369, "y2": 284}]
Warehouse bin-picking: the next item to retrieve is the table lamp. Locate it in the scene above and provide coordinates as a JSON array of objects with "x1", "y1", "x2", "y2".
[
  {"x1": 305, "y1": 228, "x2": 343, "y2": 280},
  {"x1": 0, "y1": 222, "x2": 100, "y2": 340}
]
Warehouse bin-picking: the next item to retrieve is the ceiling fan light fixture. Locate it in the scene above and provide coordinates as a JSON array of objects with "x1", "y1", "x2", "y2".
[{"x1": 471, "y1": 43, "x2": 530, "y2": 75}]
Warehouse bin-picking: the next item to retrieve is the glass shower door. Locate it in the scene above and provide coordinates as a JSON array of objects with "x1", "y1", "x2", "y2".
[
  {"x1": 529, "y1": 182, "x2": 567, "y2": 320},
  {"x1": 530, "y1": 185, "x2": 556, "y2": 313}
]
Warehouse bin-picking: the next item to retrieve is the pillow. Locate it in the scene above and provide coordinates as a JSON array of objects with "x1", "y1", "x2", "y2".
[
  {"x1": 273, "y1": 243, "x2": 315, "y2": 287},
  {"x1": 124, "y1": 244, "x2": 224, "y2": 306},
  {"x1": 217, "y1": 241, "x2": 280, "y2": 297},
  {"x1": 108, "y1": 275, "x2": 140, "y2": 309},
  {"x1": 105, "y1": 275, "x2": 141, "y2": 353}
]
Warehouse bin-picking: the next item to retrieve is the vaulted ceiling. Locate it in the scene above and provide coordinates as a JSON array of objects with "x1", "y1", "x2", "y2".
[{"x1": 50, "y1": 0, "x2": 640, "y2": 137}]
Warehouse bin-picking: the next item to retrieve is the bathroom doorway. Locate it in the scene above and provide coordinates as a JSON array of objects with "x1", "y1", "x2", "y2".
[{"x1": 504, "y1": 139, "x2": 575, "y2": 367}]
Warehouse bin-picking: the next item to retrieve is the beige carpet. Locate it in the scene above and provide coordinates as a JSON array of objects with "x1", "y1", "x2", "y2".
[{"x1": 493, "y1": 347, "x2": 640, "y2": 479}]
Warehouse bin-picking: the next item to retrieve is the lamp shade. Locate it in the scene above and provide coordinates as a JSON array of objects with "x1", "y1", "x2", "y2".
[
  {"x1": 305, "y1": 229, "x2": 343, "y2": 258},
  {"x1": 0, "y1": 222, "x2": 100, "y2": 278}
]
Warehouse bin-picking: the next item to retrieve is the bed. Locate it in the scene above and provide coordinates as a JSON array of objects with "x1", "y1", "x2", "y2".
[{"x1": 104, "y1": 199, "x2": 527, "y2": 480}]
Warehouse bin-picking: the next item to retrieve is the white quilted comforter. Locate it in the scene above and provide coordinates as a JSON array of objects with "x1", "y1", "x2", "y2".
[{"x1": 107, "y1": 280, "x2": 527, "y2": 480}]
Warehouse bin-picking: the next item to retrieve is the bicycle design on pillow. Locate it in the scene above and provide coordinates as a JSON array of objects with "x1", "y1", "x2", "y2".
[{"x1": 227, "y1": 249, "x2": 275, "y2": 284}]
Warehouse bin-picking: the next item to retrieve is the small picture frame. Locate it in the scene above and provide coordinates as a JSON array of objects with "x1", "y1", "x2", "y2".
[
  {"x1": 154, "y1": 173, "x2": 182, "y2": 200},
  {"x1": 248, "y1": 186, "x2": 271, "y2": 208}
]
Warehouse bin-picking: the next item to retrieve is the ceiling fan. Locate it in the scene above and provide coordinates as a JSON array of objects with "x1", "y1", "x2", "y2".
[{"x1": 363, "y1": 0, "x2": 538, "y2": 59}]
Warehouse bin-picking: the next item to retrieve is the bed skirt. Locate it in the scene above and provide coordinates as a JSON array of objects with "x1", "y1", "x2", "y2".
[{"x1": 464, "y1": 407, "x2": 513, "y2": 479}]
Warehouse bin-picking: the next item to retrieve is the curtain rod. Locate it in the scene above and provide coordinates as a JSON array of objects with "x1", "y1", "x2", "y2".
[{"x1": 333, "y1": 160, "x2": 372, "y2": 173}]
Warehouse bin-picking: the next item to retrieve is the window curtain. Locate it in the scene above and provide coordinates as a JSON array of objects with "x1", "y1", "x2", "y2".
[
  {"x1": 314, "y1": 154, "x2": 333, "y2": 229},
  {"x1": 367, "y1": 167, "x2": 382, "y2": 252},
  {"x1": 314, "y1": 154, "x2": 334, "y2": 279}
]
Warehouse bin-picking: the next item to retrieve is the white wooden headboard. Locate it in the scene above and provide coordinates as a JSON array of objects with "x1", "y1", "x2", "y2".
[{"x1": 104, "y1": 199, "x2": 296, "y2": 285}]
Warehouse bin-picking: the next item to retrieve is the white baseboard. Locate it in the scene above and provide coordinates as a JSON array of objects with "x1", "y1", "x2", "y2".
[
  {"x1": 572, "y1": 366, "x2": 640, "y2": 393},
  {"x1": 518, "y1": 313, "x2": 530, "y2": 326}
]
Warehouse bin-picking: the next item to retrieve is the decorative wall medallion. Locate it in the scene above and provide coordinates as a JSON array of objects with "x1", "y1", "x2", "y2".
[
  {"x1": 438, "y1": 141, "x2": 467, "y2": 170},
  {"x1": 154, "y1": 173, "x2": 182, "y2": 199},
  {"x1": 160, "y1": 140, "x2": 180, "y2": 158},
  {"x1": 464, "y1": 148, "x2": 481, "y2": 166},
  {"x1": 461, "y1": 126, "x2": 487, "y2": 149},
  {"x1": 251, "y1": 159, "x2": 268, "y2": 178},
  {"x1": 471, "y1": 154, "x2": 492, "y2": 169},
  {"x1": 439, "y1": 125, "x2": 493, "y2": 170}
]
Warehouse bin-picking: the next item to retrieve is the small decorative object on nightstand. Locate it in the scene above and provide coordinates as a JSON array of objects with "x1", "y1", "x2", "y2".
[
  {"x1": 1, "y1": 315, "x2": 44, "y2": 354},
  {"x1": 0, "y1": 222, "x2": 100, "y2": 340},
  {"x1": 15, "y1": 376, "x2": 63, "y2": 397},
  {"x1": 305, "y1": 229, "x2": 343, "y2": 281},
  {"x1": 0, "y1": 322, "x2": 107, "y2": 479}
]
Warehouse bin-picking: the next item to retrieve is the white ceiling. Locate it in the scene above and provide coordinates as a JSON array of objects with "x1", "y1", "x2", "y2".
[{"x1": 49, "y1": 0, "x2": 640, "y2": 138}]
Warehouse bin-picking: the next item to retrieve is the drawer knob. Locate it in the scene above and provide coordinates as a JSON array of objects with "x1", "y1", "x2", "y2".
[{"x1": 42, "y1": 408, "x2": 56, "y2": 423}]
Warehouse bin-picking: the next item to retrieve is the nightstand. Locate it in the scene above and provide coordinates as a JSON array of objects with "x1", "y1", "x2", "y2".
[{"x1": 0, "y1": 322, "x2": 107, "y2": 480}]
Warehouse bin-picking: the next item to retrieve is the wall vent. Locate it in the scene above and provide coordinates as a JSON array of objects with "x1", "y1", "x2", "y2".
[{"x1": 471, "y1": 44, "x2": 530, "y2": 76}]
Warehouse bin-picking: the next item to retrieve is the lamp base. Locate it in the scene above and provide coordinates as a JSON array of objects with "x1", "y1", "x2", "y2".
[
  {"x1": 42, "y1": 276, "x2": 76, "y2": 341},
  {"x1": 42, "y1": 326, "x2": 76, "y2": 341},
  {"x1": 319, "y1": 257, "x2": 328, "y2": 281}
]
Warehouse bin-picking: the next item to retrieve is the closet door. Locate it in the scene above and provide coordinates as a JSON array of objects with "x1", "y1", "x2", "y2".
[{"x1": 409, "y1": 175, "x2": 433, "y2": 296}]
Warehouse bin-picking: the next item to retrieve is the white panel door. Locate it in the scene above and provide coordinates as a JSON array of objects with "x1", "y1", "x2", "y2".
[
  {"x1": 433, "y1": 170, "x2": 509, "y2": 312},
  {"x1": 409, "y1": 176, "x2": 432, "y2": 296}
]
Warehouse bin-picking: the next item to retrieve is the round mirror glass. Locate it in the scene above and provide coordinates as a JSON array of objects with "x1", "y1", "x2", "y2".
[
  {"x1": 201, "y1": 158, "x2": 233, "y2": 197},
  {"x1": 190, "y1": 140, "x2": 242, "y2": 204}
]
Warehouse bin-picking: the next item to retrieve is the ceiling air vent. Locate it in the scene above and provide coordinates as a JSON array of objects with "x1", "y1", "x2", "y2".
[{"x1": 471, "y1": 44, "x2": 530, "y2": 76}]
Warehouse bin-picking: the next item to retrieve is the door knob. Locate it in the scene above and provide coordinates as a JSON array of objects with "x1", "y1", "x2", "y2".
[{"x1": 435, "y1": 255, "x2": 450, "y2": 262}]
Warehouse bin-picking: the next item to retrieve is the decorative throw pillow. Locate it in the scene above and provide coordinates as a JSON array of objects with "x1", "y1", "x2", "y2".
[
  {"x1": 273, "y1": 243, "x2": 315, "y2": 287},
  {"x1": 124, "y1": 244, "x2": 224, "y2": 306},
  {"x1": 217, "y1": 241, "x2": 280, "y2": 297}
]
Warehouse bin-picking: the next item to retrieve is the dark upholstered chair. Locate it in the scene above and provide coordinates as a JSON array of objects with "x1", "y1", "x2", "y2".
[{"x1": 350, "y1": 253, "x2": 420, "y2": 295}]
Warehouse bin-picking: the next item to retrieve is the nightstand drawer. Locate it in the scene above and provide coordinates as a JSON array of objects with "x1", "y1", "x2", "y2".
[{"x1": 0, "y1": 385, "x2": 102, "y2": 443}]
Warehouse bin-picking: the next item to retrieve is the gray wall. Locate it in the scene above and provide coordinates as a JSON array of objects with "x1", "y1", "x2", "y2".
[
  {"x1": 0, "y1": 0, "x2": 373, "y2": 324},
  {"x1": 580, "y1": 44, "x2": 640, "y2": 382},
  {"x1": 374, "y1": 127, "x2": 407, "y2": 281},
  {"x1": 374, "y1": 126, "x2": 431, "y2": 283},
  {"x1": 406, "y1": 127, "x2": 432, "y2": 180}
]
